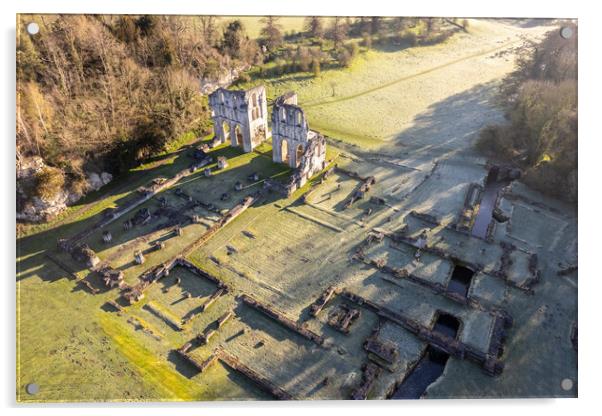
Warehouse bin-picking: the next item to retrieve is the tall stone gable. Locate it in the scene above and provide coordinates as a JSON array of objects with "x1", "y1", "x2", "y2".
[{"x1": 209, "y1": 85, "x2": 269, "y2": 152}]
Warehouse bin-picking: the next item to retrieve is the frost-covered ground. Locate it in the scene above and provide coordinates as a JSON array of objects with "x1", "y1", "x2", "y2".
[{"x1": 17, "y1": 18, "x2": 576, "y2": 402}]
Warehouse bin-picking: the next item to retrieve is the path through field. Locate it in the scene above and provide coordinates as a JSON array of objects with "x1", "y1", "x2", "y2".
[
  {"x1": 17, "y1": 18, "x2": 575, "y2": 402},
  {"x1": 263, "y1": 19, "x2": 555, "y2": 150}
]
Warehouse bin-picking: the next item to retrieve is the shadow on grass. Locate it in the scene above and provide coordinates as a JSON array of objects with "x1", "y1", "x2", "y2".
[
  {"x1": 233, "y1": 302, "x2": 299, "y2": 344},
  {"x1": 167, "y1": 350, "x2": 200, "y2": 379},
  {"x1": 17, "y1": 141, "x2": 293, "y2": 287},
  {"x1": 487, "y1": 18, "x2": 558, "y2": 29}
]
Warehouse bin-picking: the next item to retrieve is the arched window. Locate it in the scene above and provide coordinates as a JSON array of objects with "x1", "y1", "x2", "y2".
[
  {"x1": 281, "y1": 139, "x2": 289, "y2": 164},
  {"x1": 296, "y1": 144, "x2": 304, "y2": 167},
  {"x1": 222, "y1": 121, "x2": 231, "y2": 141}
]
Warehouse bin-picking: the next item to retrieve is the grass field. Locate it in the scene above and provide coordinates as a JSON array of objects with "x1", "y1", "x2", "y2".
[
  {"x1": 16, "y1": 139, "x2": 288, "y2": 402},
  {"x1": 16, "y1": 18, "x2": 576, "y2": 402},
  {"x1": 238, "y1": 19, "x2": 553, "y2": 150}
]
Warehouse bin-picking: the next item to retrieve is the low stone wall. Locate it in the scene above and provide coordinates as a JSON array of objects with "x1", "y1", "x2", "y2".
[
  {"x1": 327, "y1": 304, "x2": 360, "y2": 334},
  {"x1": 240, "y1": 294, "x2": 325, "y2": 346},
  {"x1": 350, "y1": 362, "x2": 382, "y2": 400},
  {"x1": 175, "y1": 349, "x2": 218, "y2": 373},
  {"x1": 218, "y1": 350, "x2": 295, "y2": 400},
  {"x1": 493, "y1": 242, "x2": 539, "y2": 293},
  {"x1": 353, "y1": 247, "x2": 512, "y2": 320},
  {"x1": 334, "y1": 167, "x2": 376, "y2": 209},
  {"x1": 143, "y1": 302, "x2": 182, "y2": 331},
  {"x1": 309, "y1": 286, "x2": 339, "y2": 317},
  {"x1": 409, "y1": 210, "x2": 440, "y2": 226},
  {"x1": 341, "y1": 290, "x2": 506, "y2": 376},
  {"x1": 456, "y1": 183, "x2": 483, "y2": 232},
  {"x1": 59, "y1": 159, "x2": 227, "y2": 251},
  {"x1": 120, "y1": 196, "x2": 254, "y2": 305},
  {"x1": 383, "y1": 229, "x2": 538, "y2": 293},
  {"x1": 364, "y1": 334, "x2": 399, "y2": 368},
  {"x1": 182, "y1": 287, "x2": 228, "y2": 325}
]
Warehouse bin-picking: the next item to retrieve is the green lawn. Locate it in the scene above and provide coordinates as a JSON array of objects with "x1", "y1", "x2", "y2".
[
  {"x1": 16, "y1": 137, "x2": 283, "y2": 402},
  {"x1": 16, "y1": 18, "x2": 568, "y2": 402}
]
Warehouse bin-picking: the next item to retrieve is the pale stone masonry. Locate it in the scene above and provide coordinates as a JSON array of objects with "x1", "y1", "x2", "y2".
[
  {"x1": 208, "y1": 85, "x2": 269, "y2": 152},
  {"x1": 208, "y1": 86, "x2": 326, "y2": 196},
  {"x1": 271, "y1": 92, "x2": 326, "y2": 188}
]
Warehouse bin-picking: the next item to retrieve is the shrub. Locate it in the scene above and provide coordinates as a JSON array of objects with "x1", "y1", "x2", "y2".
[
  {"x1": 33, "y1": 167, "x2": 65, "y2": 200},
  {"x1": 523, "y1": 162, "x2": 577, "y2": 202},
  {"x1": 475, "y1": 125, "x2": 515, "y2": 159},
  {"x1": 362, "y1": 32, "x2": 372, "y2": 49},
  {"x1": 237, "y1": 71, "x2": 251, "y2": 83},
  {"x1": 312, "y1": 59, "x2": 321, "y2": 77},
  {"x1": 273, "y1": 58, "x2": 286, "y2": 76},
  {"x1": 348, "y1": 42, "x2": 360, "y2": 58},
  {"x1": 297, "y1": 47, "x2": 312, "y2": 72},
  {"x1": 336, "y1": 49, "x2": 353, "y2": 68},
  {"x1": 400, "y1": 31, "x2": 418, "y2": 46},
  {"x1": 68, "y1": 174, "x2": 89, "y2": 197}
]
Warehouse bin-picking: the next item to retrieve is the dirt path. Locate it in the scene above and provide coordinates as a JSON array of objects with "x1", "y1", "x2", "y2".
[{"x1": 285, "y1": 19, "x2": 556, "y2": 149}]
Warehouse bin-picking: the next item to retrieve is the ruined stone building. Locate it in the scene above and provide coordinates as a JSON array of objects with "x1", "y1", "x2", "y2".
[
  {"x1": 271, "y1": 92, "x2": 326, "y2": 191},
  {"x1": 208, "y1": 86, "x2": 326, "y2": 196},
  {"x1": 208, "y1": 85, "x2": 268, "y2": 153}
]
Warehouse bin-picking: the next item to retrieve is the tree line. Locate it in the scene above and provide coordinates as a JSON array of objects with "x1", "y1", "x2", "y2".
[
  {"x1": 16, "y1": 14, "x2": 465, "y2": 219},
  {"x1": 17, "y1": 15, "x2": 263, "y2": 210},
  {"x1": 250, "y1": 16, "x2": 464, "y2": 79},
  {"x1": 476, "y1": 23, "x2": 577, "y2": 202}
]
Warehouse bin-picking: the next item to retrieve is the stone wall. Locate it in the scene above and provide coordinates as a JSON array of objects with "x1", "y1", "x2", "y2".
[
  {"x1": 271, "y1": 92, "x2": 326, "y2": 176},
  {"x1": 208, "y1": 85, "x2": 268, "y2": 152}
]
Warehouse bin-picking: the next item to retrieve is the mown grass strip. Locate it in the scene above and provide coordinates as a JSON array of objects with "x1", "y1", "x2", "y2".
[{"x1": 99, "y1": 313, "x2": 198, "y2": 401}]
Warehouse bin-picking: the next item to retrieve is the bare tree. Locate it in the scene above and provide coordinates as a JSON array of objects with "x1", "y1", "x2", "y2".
[
  {"x1": 199, "y1": 16, "x2": 218, "y2": 45},
  {"x1": 304, "y1": 17, "x2": 324, "y2": 39},
  {"x1": 329, "y1": 17, "x2": 349, "y2": 49},
  {"x1": 260, "y1": 16, "x2": 283, "y2": 51}
]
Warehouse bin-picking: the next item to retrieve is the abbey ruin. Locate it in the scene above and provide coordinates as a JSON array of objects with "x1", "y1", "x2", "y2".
[
  {"x1": 209, "y1": 86, "x2": 327, "y2": 194},
  {"x1": 271, "y1": 92, "x2": 327, "y2": 192},
  {"x1": 17, "y1": 16, "x2": 578, "y2": 404},
  {"x1": 208, "y1": 85, "x2": 269, "y2": 152}
]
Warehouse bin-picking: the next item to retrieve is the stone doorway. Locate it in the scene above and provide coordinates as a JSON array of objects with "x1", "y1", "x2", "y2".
[
  {"x1": 222, "y1": 121, "x2": 230, "y2": 142},
  {"x1": 235, "y1": 125, "x2": 243, "y2": 147},
  {"x1": 281, "y1": 140, "x2": 289, "y2": 164}
]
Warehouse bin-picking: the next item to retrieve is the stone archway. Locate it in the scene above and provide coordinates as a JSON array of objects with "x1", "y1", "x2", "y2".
[
  {"x1": 281, "y1": 139, "x2": 289, "y2": 164},
  {"x1": 295, "y1": 144, "x2": 304, "y2": 167},
  {"x1": 235, "y1": 125, "x2": 243, "y2": 147},
  {"x1": 222, "y1": 121, "x2": 231, "y2": 142}
]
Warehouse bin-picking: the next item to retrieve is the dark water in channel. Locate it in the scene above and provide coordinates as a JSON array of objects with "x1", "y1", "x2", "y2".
[
  {"x1": 447, "y1": 265, "x2": 474, "y2": 298},
  {"x1": 391, "y1": 314, "x2": 460, "y2": 399},
  {"x1": 391, "y1": 345, "x2": 449, "y2": 399},
  {"x1": 471, "y1": 180, "x2": 506, "y2": 239},
  {"x1": 471, "y1": 167, "x2": 514, "y2": 239}
]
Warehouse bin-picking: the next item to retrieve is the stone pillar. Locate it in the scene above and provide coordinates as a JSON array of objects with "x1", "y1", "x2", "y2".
[{"x1": 134, "y1": 251, "x2": 145, "y2": 265}]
